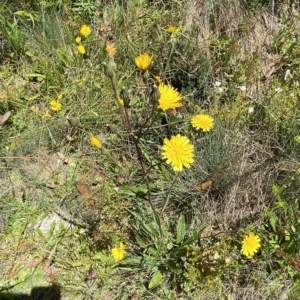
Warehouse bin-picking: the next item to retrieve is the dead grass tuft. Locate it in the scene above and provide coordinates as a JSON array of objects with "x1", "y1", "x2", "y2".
[{"x1": 184, "y1": 0, "x2": 244, "y2": 39}]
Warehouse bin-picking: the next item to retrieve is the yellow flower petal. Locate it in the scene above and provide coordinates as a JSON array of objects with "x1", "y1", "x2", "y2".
[
  {"x1": 111, "y1": 242, "x2": 126, "y2": 260},
  {"x1": 75, "y1": 36, "x2": 81, "y2": 44},
  {"x1": 106, "y1": 43, "x2": 116, "y2": 57},
  {"x1": 158, "y1": 84, "x2": 182, "y2": 111},
  {"x1": 49, "y1": 100, "x2": 62, "y2": 112},
  {"x1": 191, "y1": 114, "x2": 214, "y2": 132},
  {"x1": 154, "y1": 76, "x2": 161, "y2": 83},
  {"x1": 80, "y1": 25, "x2": 92, "y2": 37},
  {"x1": 42, "y1": 112, "x2": 51, "y2": 120},
  {"x1": 165, "y1": 26, "x2": 180, "y2": 34},
  {"x1": 241, "y1": 232, "x2": 261, "y2": 257},
  {"x1": 90, "y1": 136, "x2": 102, "y2": 148},
  {"x1": 134, "y1": 53, "x2": 152, "y2": 70},
  {"x1": 77, "y1": 45, "x2": 86, "y2": 55}
]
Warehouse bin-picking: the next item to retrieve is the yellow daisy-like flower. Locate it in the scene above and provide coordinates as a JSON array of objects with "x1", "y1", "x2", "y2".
[
  {"x1": 241, "y1": 232, "x2": 261, "y2": 257},
  {"x1": 158, "y1": 84, "x2": 182, "y2": 111},
  {"x1": 134, "y1": 53, "x2": 152, "y2": 70},
  {"x1": 191, "y1": 114, "x2": 214, "y2": 132},
  {"x1": 75, "y1": 36, "x2": 81, "y2": 44},
  {"x1": 49, "y1": 100, "x2": 62, "y2": 112},
  {"x1": 165, "y1": 26, "x2": 180, "y2": 34},
  {"x1": 118, "y1": 98, "x2": 124, "y2": 106},
  {"x1": 80, "y1": 25, "x2": 91, "y2": 37},
  {"x1": 90, "y1": 136, "x2": 102, "y2": 148},
  {"x1": 162, "y1": 134, "x2": 194, "y2": 172},
  {"x1": 106, "y1": 43, "x2": 116, "y2": 57},
  {"x1": 111, "y1": 242, "x2": 126, "y2": 261},
  {"x1": 42, "y1": 112, "x2": 51, "y2": 120},
  {"x1": 77, "y1": 45, "x2": 86, "y2": 55}
]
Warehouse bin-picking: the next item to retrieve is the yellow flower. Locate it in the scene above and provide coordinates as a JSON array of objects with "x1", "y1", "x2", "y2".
[
  {"x1": 42, "y1": 112, "x2": 51, "y2": 120},
  {"x1": 30, "y1": 105, "x2": 38, "y2": 113},
  {"x1": 49, "y1": 100, "x2": 62, "y2": 111},
  {"x1": 90, "y1": 136, "x2": 102, "y2": 148},
  {"x1": 241, "y1": 232, "x2": 261, "y2": 257},
  {"x1": 162, "y1": 134, "x2": 194, "y2": 172},
  {"x1": 158, "y1": 84, "x2": 182, "y2": 111},
  {"x1": 75, "y1": 36, "x2": 81, "y2": 44},
  {"x1": 57, "y1": 94, "x2": 63, "y2": 100},
  {"x1": 165, "y1": 26, "x2": 180, "y2": 34},
  {"x1": 294, "y1": 136, "x2": 300, "y2": 143},
  {"x1": 106, "y1": 43, "x2": 116, "y2": 57},
  {"x1": 77, "y1": 45, "x2": 86, "y2": 55},
  {"x1": 80, "y1": 25, "x2": 91, "y2": 37},
  {"x1": 134, "y1": 53, "x2": 152, "y2": 70},
  {"x1": 154, "y1": 76, "x2": 161, "y2": 83},
  {"x1": 191, "y1": 114, "x2": 214, "y2": 132},
  {"x1": 111, "y1": 242, "x2": 126, "y2": 260},
  {"x1": 118, "y1": 98, "x2": 124, "y2": 106}
]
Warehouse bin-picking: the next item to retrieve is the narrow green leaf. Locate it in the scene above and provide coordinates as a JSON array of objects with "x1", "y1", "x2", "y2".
[
  {"x1": 148, "y1": 270, "x2": 163, "y2": 289},
  {"x1": 135, "y1": 234, "x2": 148, "y2": 247},
  {"x1": 176, "y1": 215, "x2": 186, "y2": 244}
]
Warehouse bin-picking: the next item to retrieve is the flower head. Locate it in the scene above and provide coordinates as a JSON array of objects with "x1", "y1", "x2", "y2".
[
  {"x1": 77, "y1": 45, "x2": 86, "y2": 55},
  {"x1": 162, "y1": 134, "x2": 194, "y2": 172},
  {"x1": 106, "y1": 43, "x2": 116, "y2": 57},
  {"x1": 165, "y1": 26, "x2": 180, "y2": 34},
  {"x1": 191, "y1": 114, "x2": 214, "y2": 132},
  {"x1": 42, "y1": 112, "x2": 51, "y2": 120},
  {"x1": 294, "y1": 136, "x2": 300, "y2": 143},
  {"x1": 90, "y1": 136, "x2": 102, "y2": 148},
  {"x1": 158, "y1": 84, "x2": 182, "y2": 111},
  {"x1": 241, "y1": 232, "x2": 261, "y2": 257},
  {"x1": 49, "y1": 100, "x2": 62, "y2": 112},
  {"x1": 111, "y1": 242, "x2": 126, "y2": 260},
  {"x1": 75, "y1": 36, "x2": 81, "y2": 44},
  {"x1": 134, "y1": 53, "x2": 152, "y2": 70},
  {"x1": 80, "y1": 25, "x2": 92, "y2": 37}
]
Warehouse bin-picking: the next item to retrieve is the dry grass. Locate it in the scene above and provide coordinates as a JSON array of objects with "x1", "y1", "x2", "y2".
[{"x1": 184, "y1": 0, "x2": 244, "y2": 39}]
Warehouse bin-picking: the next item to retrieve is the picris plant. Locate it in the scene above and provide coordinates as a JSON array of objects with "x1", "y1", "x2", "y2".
[{"x1": 101, "y1": 37, "x2": 226, "y2": 292}]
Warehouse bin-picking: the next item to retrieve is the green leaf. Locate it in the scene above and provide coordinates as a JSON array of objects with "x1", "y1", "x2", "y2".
[
  {"x1": 93, "y1": 251, "x2": 110, "y2": 263},
  {"x1": 167, "y1": 259, "x2": 181, "y2": 275},
  {"x1": 176, "y1": 215, "x2": 186, "y2": 244},
  {"x1": 148, "y1": 270, "x2": 163, "y2": 289},
  {"x1": 179, "y1": 226, "x2": 205, "y2": 248},
  {"x1": 120, "y1": 257, "x2": 142, "y2": 266},
  {"x1": 135, "y1": 234, "x2": 148, "y2": 248},
  {"x1": 289, "y1": 280, "x2": 300, "y2": 298}
]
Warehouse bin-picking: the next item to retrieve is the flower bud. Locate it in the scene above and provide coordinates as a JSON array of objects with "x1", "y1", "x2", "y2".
[
  {"x1": 150, "y1": 84, "x2": 160, "y2": 105},
  {"x1": 103, "y1": 62, "x2": 114, "y2": 78},
  {"x1": 120, "y1": 87, "x2": 130, "y2": 108}
]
